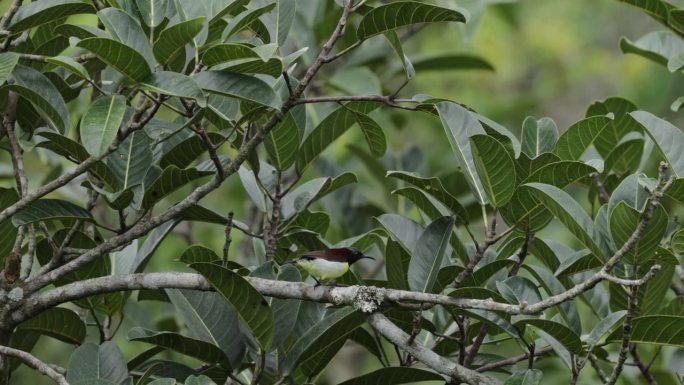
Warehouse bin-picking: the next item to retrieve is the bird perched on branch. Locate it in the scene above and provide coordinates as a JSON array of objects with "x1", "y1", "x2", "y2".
[{"x1": 285, "y1": 247, "x2": 374, "y2": 286}]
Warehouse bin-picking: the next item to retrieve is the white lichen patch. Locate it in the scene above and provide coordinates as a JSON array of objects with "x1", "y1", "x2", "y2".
[{"x1": 353, "y1": 286, "x2": 383, "y2": 313}]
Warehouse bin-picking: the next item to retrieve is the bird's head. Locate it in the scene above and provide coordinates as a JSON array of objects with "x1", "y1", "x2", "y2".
[{"x1": 345, "y1": 247, "x2": 374, "y2": 265}]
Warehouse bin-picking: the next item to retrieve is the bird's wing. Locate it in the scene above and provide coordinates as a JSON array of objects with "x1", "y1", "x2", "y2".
[{"x1": 301, "y1": 249, "x2": 347, "y2": 262}]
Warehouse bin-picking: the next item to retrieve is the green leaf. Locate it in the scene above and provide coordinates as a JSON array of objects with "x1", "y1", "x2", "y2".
[
  {"x1": 66, "y1": 342, "x2": 128, "y2": 384},
  {"x1": 202, "y1": 44, "x2": 261, "y2": 68},
  {"x1": 386, "y1": 238, "x2": 410, "y2": 290},
  {"x1": 8, "y1": 65, "x2": 69, "y2": 133},
  {"x1": 77, "y1": 37, "x2": 152, "y2": 81},
  {"x1": 521, "y1": 117, "x2": 559, "y2": 158},
  {"x1": 0, "y1": 53, "x2": 19, "y2": 85},
  {"x1": 224, "y1": 3, "x2": 276, "y2": 39},
  {"x1": 17, "y1": 307, "x2": 85, "y2": 345},
  {"x1": 296, "y1": 101, "x2": 381, "y2": 173},
  {"x1": 276, "y1": 0, "x2": 296, "y2": 47},
  {"x1": 460, "y1": 260, "x2": 514, "y2": 287},
  {"x1": 409, "y1": 54, "x2": 494, "y2": 73},
  {"x1": 585, "y1": 311, "x2": 627, "y2": 351},
  {"x1": 128, "y1": 328, "x2": 231, "y2": 369},
  {"x1": 672, "y1": 228, "x2": 684, "y2": 255},
  {"x1": 497, "y1": 276, "x2": 542, "y2": 304},
  {"x1": 356, "y1": 1, "x2": 466, "y2": 40},
  {"x1": 524, "y1": 161, "x2": 597, "y2": 187},
  {"x1": 375, "y1": 213, "x2": 423, "y2": 253},
  {"x1": 271, "y1": 264, "x2": 302, "y2": 349},
  {"x1": 194, "y1": 71, "x2": 278, "y2": 108},
  {"x1": 281, "y1": 173, "x2": 357, "y2": 219},
  {"x1": 503, "y1": 369, "x2": 543, "y2": 385},
  {"x1": 607, "y1": 315, "x2": 684, "y2": 347},
  {"x1": 337, "y1": 367, "x2": 443, "y2": 385},
  {"x1": 385, "y1": 31, "x2": 415, "y2": 80},
  {"x1": 523, "y1": 183, "x2": 608, "y2": 261},
  {"x1": 45, "y1": 55, "x2": 91, "y2": 80},
  {"x1": 603, "y1": 138, "x2": 643, "y2": 176},
  {"x1": 80, "y1": 95, "x2": 127, "y2": 158},
  {"x1": 264, "y1": 110, "x2": 300, "y2": 170},
  {"x1": 515, "y1": 319, "x2": 582, "y2": 354},
  {"x1": 630, "y1": 111, "x2": 684, "y2": 177},
  {"x1": 107, "y1": 130, "x2": 153, "y2": 190},
  {"x1": 36, "y1": 132, "x2": 120, "y2": 189},
  {"x1": 386, "y1": 171, "x2": 468, "y2": 222},
  {"x1": 392, "y1": 187, "x2": 442, "y2": 219},
  {"x1": 97, "y1": 8, "x2": 155, "y2": 67},
  {"x1": 435, "y1": 101, "x2": 487, "y2": 204},
  {"x1": 586, "y1": 97, "x2": 639, "y2": 157},
  {"x1": 189, "y1": 263, "x2": 274, "y2": 350},
  {"x1": 141, "y1": 71, "x2": 207, "y2": 107},
  {"x1": 554, "y1": 116, "x2": 611, "y2": 160},
  {"x1": 283, "y1": 308, "x2": 365, "y2": 376},
  {"x1": 153, "y1": 17, "x2": 205, "y2": 65},
  {"x1": 142, "y1": 166, "x2": 213, "y2": 209},
  {"x1": 9, "y1": 0, "x2": 94, "y2": 32},
  {"x1": 136, "y1": 0, "x2": 168, "y2": 27},
  {"x1": 166, "y1": 289, "x2": 245, "y2": 368},
  {"x1": 159, "y1": 132, "x2": 224, "y2": 169},
  {"x1": 0, "y1": 189, "x2": 19, "y2": 260},
  {"x1": 408, "y1": 216, "x2": 455, "y2": 293},
  {"x1": 610, "y1": 202, "x2": 668, "y2": 265},
  {"x1": 351, "y1": 110, "x2": 387, "y2": 158},
  {"x1": 12, "y1": 199, "x2": 93, "y2": 226},
  {"x1": 470, "y1": 134, "x2": 516, "y2": 207},
  {"x1": 619, "y1": 31, "x2": 684, "y2": 67}
]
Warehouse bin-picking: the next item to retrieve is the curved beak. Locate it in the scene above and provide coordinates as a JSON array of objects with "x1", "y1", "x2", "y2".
[{"x1": 361, "y1": 255, "x2": 375, "y2": 260}]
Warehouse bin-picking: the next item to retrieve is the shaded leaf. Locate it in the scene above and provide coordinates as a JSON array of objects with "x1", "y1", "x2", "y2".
[
  {"x1": 194, "y1": 71, "x2": 278, "y2": 107},
  {"x1": 141, "y1": 71, "x2": 207, "y2": 107},
  {"x1": 153, "y1": 17, "x2": 205, "y2": 65},
  {"x1": 12, "y1": 199, "x2": 92, "y2": 226},
  {"x1": 128, "y1": 328, "x2": 231, "y2": 369},
  {"x1": 607, "y1": 315, "x2": 684, "y2": 347},
  {"x1": 386, "y1": 171, "x2": 468, "y2": 222},
  {"x1": 610, "y1": 202, "x2": 668, "y2": 265},
  {"x1": 470, "y1": 134, "x2": 516, "y2": 207},
  {"x1": 408, "y1": 216, "x2": 455, "y2": 293},
  {"x1": 66, "y1": 342, "x2": 128, "y2": 384},
  {"x1": 337, "y1": 367, "x2": 443, "y2": 385},
  {"x1": 356, "y1": 1, "x2": 466, "y2": 40},
  {"x1": 80, "y1": 95, "x2": 127, "y2": 158},
  {"x1": 107, "y1": 130, "x2": 153, "y2": 191},
  {"x1": 515, "y1": 319, "x2": 582, "y2": 354},
  {"x1": 17, "y1": 307, "x2": 85, "y2": 345},
  {"x1": 77, "y1": 37, "x2": 152, "y2": 81},
  {"x1": 630, "y1": 111, "x2": 684, "y2": 177},
  {"x1": 554, "y1": 116, "x2": 611, "y2": 160},
  {"x1": 521, "y1": 117, "x2": 559, "y2": 158},
  {"x1": 9, "y1": 65, "x2": 69, "y2": 133},
  {"x1": 9, "y1": 0, "x2": 94, "y2": 32},
  {"x1": 142, "y1": 166, "x2": 213, "y2": 209}
]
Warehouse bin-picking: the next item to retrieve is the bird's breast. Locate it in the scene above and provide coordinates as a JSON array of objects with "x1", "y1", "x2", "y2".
[{"x1": 297, "y1": 258, "x2": 349, "y2": 279}]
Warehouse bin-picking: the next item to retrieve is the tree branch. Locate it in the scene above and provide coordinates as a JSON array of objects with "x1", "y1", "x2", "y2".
[
  {"x1": 368, "y1": 313, "x2": 500, "y2": 385},
  {"x1": 0, "y1": 345, "x2": 67, "y2": 385},
  {"x1": 605, "y1": 286, "x2": 638, "y2": 385},
  {"x1": 630, "y1": 345, "x2": 657, "y2": 385}
]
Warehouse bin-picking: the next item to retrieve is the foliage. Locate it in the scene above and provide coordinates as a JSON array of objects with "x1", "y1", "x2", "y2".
[{"x1": 0, "y1": 1, "x2": 683, "y2": 385}]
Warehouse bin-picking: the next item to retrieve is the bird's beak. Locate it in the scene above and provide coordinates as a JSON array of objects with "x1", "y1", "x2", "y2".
[{"x1": 361, "y1": 255, "x2": 375, "y2": 260}]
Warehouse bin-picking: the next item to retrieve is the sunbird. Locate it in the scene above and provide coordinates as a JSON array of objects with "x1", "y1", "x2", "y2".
[{"x1": 285, "y1": 247, "x2": 374, "y2": 285}]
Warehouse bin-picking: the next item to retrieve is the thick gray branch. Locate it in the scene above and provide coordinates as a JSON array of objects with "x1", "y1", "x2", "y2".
[
  {"x1": 368, "y1": 313, "x2": 500, "y2": 385},
  {"x1": 0, "y1": 345, "x2": 67, "y2": 385}
]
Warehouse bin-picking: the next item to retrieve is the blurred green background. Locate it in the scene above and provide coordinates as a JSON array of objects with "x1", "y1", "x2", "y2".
[{"x1": 5, "y1": 0, "x2": 684, "y2": 384}]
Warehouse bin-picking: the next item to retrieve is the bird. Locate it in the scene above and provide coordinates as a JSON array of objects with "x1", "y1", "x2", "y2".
[{"x1": 284, "y1": 247, "x2": 374, "y2": 286}]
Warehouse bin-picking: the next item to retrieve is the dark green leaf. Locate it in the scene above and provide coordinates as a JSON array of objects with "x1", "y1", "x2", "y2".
[
  {"x1": 610, "y1": 202, "x2": 668, "y2": 265},
  {"x1": 0, "y1": 53, "x2": 19, "y2": 85},
  {"x1": 337, "y1": 367, "x2": 443, "y2": 385},
  {"x1": 385, "y1": 31, "x2": 415, "y2": 79},
  {"x1": 356, "y1": 1, "x2": 466, "y2": 40},
  {"x1": 153, "y1": 17, "x2": 205, "y2": 65},
  {"x1": 408, "y1": 216, "x2": 455, "y2": 293},
  {"x1": 224, "y1": 3, "x2": 276, "y2": 39},
  {"x1": 142, "y1": 166, "x2": 213, "y2": 209},
  {"x1": 77, "y1": 37, "x2": 152, "y2": 82},
  {"x1": 524, "y1": 161, "x2": 597, "y2": 187},
  {"x1": 607, "y1": 315, "x2": 684, "y2": 347},
  {"x1": 386, "y1": 171, "x2": 468, "y2": 222},
  {"x1": 386, "y1": 238, "x2": 410, "y2": 290},
  {"x1": 128, "y1": 328, "x2": 231, "y2": 369},
  {"x1": 470, "y1": 134, "x2": 516, "y2": 207},
  {"x1": 585, "y1": 311, "x2": 627, "y2": 351},
  {"x1": 630, "y1": 111, "x2": 684, "y2": 177},
  {"x1": 178, "y1": 245, "x2": 220, "y2": 264},
  {"x1": 265, "y1": 110, "x2": 300, "y2": 170},
  {"x1": 136, "y1": 0, "x2": 168, "y2": 27},
  {"x1": 159, "y1": 132, "x2": 224, "y2": 169},
  {"x1": 503, "y1": 369, "x2": 543, "y2": 385},
  {"x1": 554, "y1": 116, "x2": 611, "y2": 160},
  {"x1": 276, "y1": 0, "x2": 296, "y2": 47},
  {"x1": 9, "y1": 65, "x2": 69, "y2": 133},
  {"x1": 80, "y1": 95, "x2": 127, "y2": 158},
  {"x1": 409, "y1": 54, "x2": 494, "y2": 73},
  {"x1": 190, "y1": 263, "x2": 274, "y2": 349},
  {"x1": 66, "y1": 342, "x2": 128, "y2": 384},
  {"x1": 586, "y1": 97, "x2": 639, "y2": 157},
  {"x1": 141, "y1": 71, "x2": 207, "y2": 107},
  {"x1": 672, "y1": 228, "x2": 684, "y2": 255},
  {"x1": 0, "y1": 189, "x2": 19, "y2": 260},
  {"x1": 515, "y1": 319, "x2": 582, "y2": 354},
  {"x1": 194, "y1": 71, "x2": 278, "y2": 107},
  {"x1": 12, "y1": 199, "x2": 93, "y2": 226},
  {"x1": 17, "y1": 307, "x2": 85, "y2": 345},
  {"x1": 271, "y1": 264, "x2": 302, "y2": 349},
  {"x1": 107, "y1": 130, "x2": 153, "y2": 190},
  {"x1": 201, "y1": 44, "x2": 260, "y2": 67},
  {"x1": 375, "y1": 213, "x2": 423, "y2": 253},
  {"x1": 9, "y1": 0, "x2": 94, "y2": 32},
  {"x1": 46, "y1": 55, "x2": 91, "y2": 80},
  {"x1": 97, "y1": 8, "x2": 155, "y2": 67}
]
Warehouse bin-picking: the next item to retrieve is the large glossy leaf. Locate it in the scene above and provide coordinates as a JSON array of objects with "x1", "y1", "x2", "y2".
[
  {"x1": 97, "y1": 8, "x2": 155, "y2": 67},
  {"x1": 66, "y1": 342, "x2": 129, "y2": 384},
  {"x1": 283, "y1": 308, "x2": 365, "y2": 376},
  {"x1": 630, "y1": 111, "x2": 684, "y2": 177},
  {"x1": 0, "y1": 189, "x2": 19, "y2": 260},
  {"x1": 408, "y1": 216, "x2": 455, "y2": 293},
  {"x1": 142, "y1": 166, "x2": 213, "y2": 209},
  {"x1": 586, "y1": 97, "x2": 639, "y2": 157},
  {"x1": 521, "y1": 117, "x2": 559, "y2": 158},
  {"x1": 128, "y1": 328, "x2": 231, "y2": 369},
  {"x1": 264, "y1": 110, "x2": 300, "y2": 170},
  {"x1": 338, "y1": 367, "x2": 443, "y2": 385},
  {"x1": 603, "y1": 138, "x2": 643, "y2": 176},
  {"x1": 607, "y1": 315, "x2": 684, "y2": 347},
  {"x1": 523, "y1": 183, "x2": 608, "y2": 261},
  {"x1": 77, "y1": 37, "x2": 152, "y2": 81},
  {"x1": 194, "y1": 71, "x2": 278, "y2": 107},
  {"x1": 435, "y1": 101, "x2": 487, "y2": 204},
  {"x1": 107, "y1": 130, "x2": 153, "y2": 190},
  {"x1": 554, "y1": 116, "x2": 611, "y2": 160},
  {"x1": 80, "y1": 95, "x2": 127, "y2": 158},
  {"x1": 46, "y1": 55, "x2": 91, "y2": 81},
  {"x1": 202, "y1": 44, "x2": 260, "y2": 67},
  {"x1": 166, "y1": 289, "x2": 245, "y2": 368},
  {"x1": 8, "y1": 65, "x2": 69, "y2": 133},
  {"x1": 136, "y1": 0, "x2": 168, "y2": 27},
  {"x1": 356, "y1": 1, "x2": 466, "y2": 40},
  {"x1": 9, "y1": 0, "x2": 94, "y2": 32},
  {"x1": 610, "y1": 202, "x2": 668, "y2": 265},
  {"x1": 375, "y1": 213, "x2": 423, "y2": 253},
  {"x1": 153, "y1": 17, "x2": 205, "y2": 65},
  {"x1": 276, "y1": 0, "x2": 296, "y2": 47},
  {"x1": 515, "y1": 319, "x2": 582, "y2": 354},
  {"x1": 141, "y1": 72, "x2": 207, "y2": 107},
  {"x1": 0, "y1": 53, "x2": 19, "y2": 85},
  {"x1": 12, "y1": 199, "x2": 93, "y2": 226},
  {"x1": 386, "y1": 238, "x2": 411, "y2": 290},
  {"x1": 190, "y1": 263, "x2": 274, "y2": 349},
  {"x1": 16, "y1": 307, "x2": 85, "y2": 345},
  {"x1": 620, "y1": 31, "x2": 684, "y2": 67},
  {"x1": 585, "y1": 311, "x2": 627, "y2": 351},
  {"x1": 524, "y1": 161, "x2": 596, "y2": 187},
  {"x1": 470, "y1": 134, "x2": 516, "y2": 207},
  {"x1": 386, "y1": 171, "x2": 468, "y2": 222},
  {"x1": 503, "y1": 370, "x2": 543, "y2": 385},
  {"x1": 296, "y1": 101, "x2": 381, "y2": 173},
  {"x1": 672, "y1": 228, "x2": 684, "y2": 255}
]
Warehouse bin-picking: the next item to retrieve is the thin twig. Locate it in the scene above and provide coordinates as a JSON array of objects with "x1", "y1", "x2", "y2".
[
  {"x1": 605, "y1": 286, "x2": 638, "y2": 385},
  {"x1": 630, "y1": 345, "x2": 658, "y2": 385},
  {"x1": 223, "y1": 212, "x2": 234, "y2": 268},
  {"x1": 0, "y1": 345, "x2": 68, "y2": 385}
]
